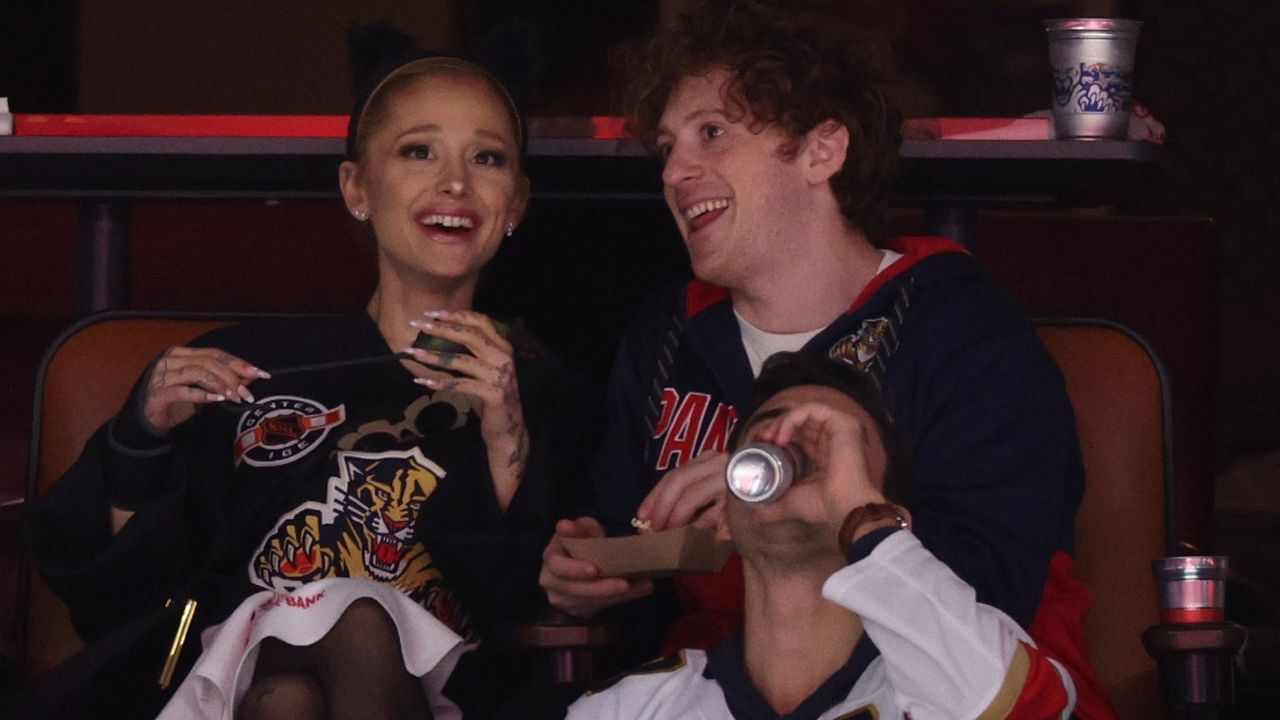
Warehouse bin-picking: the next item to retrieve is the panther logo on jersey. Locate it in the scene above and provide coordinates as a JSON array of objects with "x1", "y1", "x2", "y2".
[
  {"x1": 829, "y1": 318, "x2": 892, "y2": 373},
  {"x1": 249, "y1": 447, "x2": 469, "y2": 635},
  {"x1": 335, "y1": 451, "x2": 438, "y2": 586}
]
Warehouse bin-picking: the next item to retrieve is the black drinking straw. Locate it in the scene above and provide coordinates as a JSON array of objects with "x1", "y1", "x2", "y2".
[
  {"x1": 265, "y1": 351, "x2": 413, "y2": 377},
  {"x1": 211, "y1": 332, "x2": 474, "y2": 412}
]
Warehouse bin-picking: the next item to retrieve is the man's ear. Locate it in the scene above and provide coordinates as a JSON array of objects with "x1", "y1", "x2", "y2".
[
  {"x1": 802, "y1": 119, "x2": 850, "y2": 185},
  {"x1": 338, "y1": 160, "x2": 366, "y2": 218}
]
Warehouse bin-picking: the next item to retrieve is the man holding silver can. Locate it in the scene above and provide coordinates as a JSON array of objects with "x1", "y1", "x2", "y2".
[
  {"x1": 540, "y1": 1, "x2": 1112, "y2": 716},
  {"x1": 568, "y1": 355, "x2": 1076, "y2": 719}
]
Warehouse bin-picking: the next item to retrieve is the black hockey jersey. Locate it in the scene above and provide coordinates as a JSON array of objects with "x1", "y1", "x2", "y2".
[{"x1": 27, "y1": 313, "x2": 595, "y2": 717}]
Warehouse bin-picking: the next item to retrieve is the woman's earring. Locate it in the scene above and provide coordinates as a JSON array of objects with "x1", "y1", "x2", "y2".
[
  {"x1": 505, "y1": 222, "x2": 515, "y2": 237},
  {"x1": 354, "y1": 209, "x2": 368, "y2": 221}
]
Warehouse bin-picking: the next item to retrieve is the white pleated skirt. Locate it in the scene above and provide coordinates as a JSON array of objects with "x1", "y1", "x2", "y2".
[{"x1": 157, "y1": 577, "x2": 467, "y2": 720}]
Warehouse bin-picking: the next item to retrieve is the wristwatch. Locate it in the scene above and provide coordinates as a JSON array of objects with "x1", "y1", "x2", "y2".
[{"x1": 838, "y1": 502, "x2": 909, "y2": 557}]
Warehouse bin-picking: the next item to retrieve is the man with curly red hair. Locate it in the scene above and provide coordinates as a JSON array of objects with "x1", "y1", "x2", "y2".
[{"x1": 541, "y1": 1, "x2": 1113, "y2": 716}]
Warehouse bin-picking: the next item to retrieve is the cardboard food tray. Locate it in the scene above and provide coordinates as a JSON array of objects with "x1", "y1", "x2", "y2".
[{"x1": 562, "y1": 526, "x2": 734, "y2": 579}]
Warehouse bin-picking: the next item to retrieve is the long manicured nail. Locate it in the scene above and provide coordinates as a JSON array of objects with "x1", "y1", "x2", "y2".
[
  {"x1": 207, "y1": 393, "x2": 227, "y2": 402},
  {"x1": 252, "y1": 367, "x2": 271, "y2": 379},
  {"x1": 424, "y1": 309, "x2": 449, "y2": 318},
  {"x1": 238, "y1": 386, "x2": 256, "y2": 403},
  {"x1": 414, "y1": 377, "x2": 441, "y2": 387},
  {"x1": 409, "y1": 319, "x2": 434, "y2": 330}
]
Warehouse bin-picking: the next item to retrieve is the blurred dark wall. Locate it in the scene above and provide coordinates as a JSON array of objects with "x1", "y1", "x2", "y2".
[
  {"x1": 0, "y1": 1, "x2": 77, "y2": 113},
  {"x1": 1128, "y1": 1, "x2": 1280, "y2": 461},
  {"x1": 454, "y1": 0, "x2": 659, "y2": 116}
]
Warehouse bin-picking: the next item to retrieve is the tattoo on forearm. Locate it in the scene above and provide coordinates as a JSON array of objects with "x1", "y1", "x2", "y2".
[
  {"x1": 500, "y1": 363, "x2": 525, "y2": 469},
  {"x1": 508, "y1": 429, "x2": 528, "y2": 468},
  {"x1": 499, "y1": 364, "x2": 519, "y2": 410}
]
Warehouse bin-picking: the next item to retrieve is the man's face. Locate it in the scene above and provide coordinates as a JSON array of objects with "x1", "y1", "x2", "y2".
[
  {"x1": 655, "y1": 69, "x2": 811, "y2": 290},
  {"x1": 725, "y1": 383, "x2": 889, "y2": 568}
]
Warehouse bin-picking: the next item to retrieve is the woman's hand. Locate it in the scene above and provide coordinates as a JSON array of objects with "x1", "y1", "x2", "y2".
[
  {"x1": 142, "y1": 347, "x2": 269, "y2": 433},
  {"x1": 404, "y1": 310, "x2": 528, "y2": 511}
]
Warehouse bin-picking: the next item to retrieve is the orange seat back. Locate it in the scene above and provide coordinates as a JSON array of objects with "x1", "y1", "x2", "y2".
[
  {"x1": 24, "y1": 314, "x2": 233, "y2": 677},
  {"x1": 1036, "y1": 321, "x2": 1170, "y2": 719}
]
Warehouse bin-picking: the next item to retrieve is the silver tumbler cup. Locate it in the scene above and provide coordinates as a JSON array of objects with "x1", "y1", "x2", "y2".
[{"x1": 1044, "y1": 18, "x2": 1142, "y2": 140}]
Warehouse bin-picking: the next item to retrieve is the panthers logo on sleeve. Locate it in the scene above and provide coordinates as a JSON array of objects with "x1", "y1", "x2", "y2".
[
  {"x1": 829, "y1": 318, "x2": 892, "y2": 374},
  {"x1": 584, "y1": 652, "x2": 689, "y2": 696},
  {"x1": 249, "y1": 447, "x2": 470, "y2": 635}
]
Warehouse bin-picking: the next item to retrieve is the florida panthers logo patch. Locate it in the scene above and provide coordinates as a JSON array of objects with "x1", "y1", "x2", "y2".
[
  {"x1": 248, "y1": 447, "x2": 470, "y2": 635},
  {"x1": 234, "y1": 395, "x2": 346, "y2": 468},
  {"x1": 829, "y1": 318, "x2": 892, "y2": 373}
]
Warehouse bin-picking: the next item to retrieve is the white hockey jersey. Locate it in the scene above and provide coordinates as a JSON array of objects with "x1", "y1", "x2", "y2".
[{"x1": 568, "y1": 530, "x2": 1076, "y2": 720}]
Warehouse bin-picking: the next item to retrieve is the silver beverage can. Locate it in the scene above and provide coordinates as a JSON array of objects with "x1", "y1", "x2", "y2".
[
  {"x1": 1044, "y1": 18, "x2": 1142, "y2": 140},
  {"x1": 725, "y1": 443, "x2": 808, "y2": 504},
  {"x1": 1151, "y1": 555, "x2": 1229, "y2": 624}
]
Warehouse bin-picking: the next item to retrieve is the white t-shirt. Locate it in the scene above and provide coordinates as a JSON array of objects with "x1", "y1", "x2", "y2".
[{"x1": 735, "y1": 250, "x2": 903, "y2": 376}]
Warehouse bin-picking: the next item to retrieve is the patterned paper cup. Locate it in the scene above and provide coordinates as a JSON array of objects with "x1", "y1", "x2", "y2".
[{"x1": 1045, "y1": 18, "x2": 1142, "y2": 140}]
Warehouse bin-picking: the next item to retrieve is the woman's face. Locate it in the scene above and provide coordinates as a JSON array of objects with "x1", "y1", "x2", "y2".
[{"x1": 341, "y1": 73, "x2": 527, "y2": 291}]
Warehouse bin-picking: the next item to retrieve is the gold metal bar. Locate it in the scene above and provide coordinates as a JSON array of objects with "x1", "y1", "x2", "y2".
[{"x1": 158, "y1": 598, "x2": 198, "y2": 689}]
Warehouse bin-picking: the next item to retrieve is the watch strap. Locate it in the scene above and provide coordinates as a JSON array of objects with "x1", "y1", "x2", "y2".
[{"x1": 839, "y1": 502, "x2": 909, "y2": 557}]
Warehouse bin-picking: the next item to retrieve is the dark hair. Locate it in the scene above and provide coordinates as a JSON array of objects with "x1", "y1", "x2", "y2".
[
  {"x1": 346, "y1": 58, "x2": 528, "y2": 167},
  {"x1": 732, "y1": 352, "x2": 908, "y2": 502},
  {"x1": 344, "y1": 24, "x2": 528, "y2": 165},
  {"x1": 622, "y1": 0, "x2": 902, "y2": 242}
]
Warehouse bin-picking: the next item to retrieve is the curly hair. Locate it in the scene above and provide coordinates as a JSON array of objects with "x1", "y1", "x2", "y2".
[{"x1": 623, "y1": 0, "x2": 902, "y2": 241}]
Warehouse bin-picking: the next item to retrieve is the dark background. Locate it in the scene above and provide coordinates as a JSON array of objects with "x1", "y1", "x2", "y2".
[{"x1": 2, "y1": 0, "x2": 1277, "y2": 707}]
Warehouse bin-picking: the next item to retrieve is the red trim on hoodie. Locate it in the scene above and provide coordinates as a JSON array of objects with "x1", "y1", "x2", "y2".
[
  {"x1": 685, "y1": 281, "x2": 731, "y2": 318},
  {"x1": 1028, "y1": 552, "x2": 1117, "y2": 719}
]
